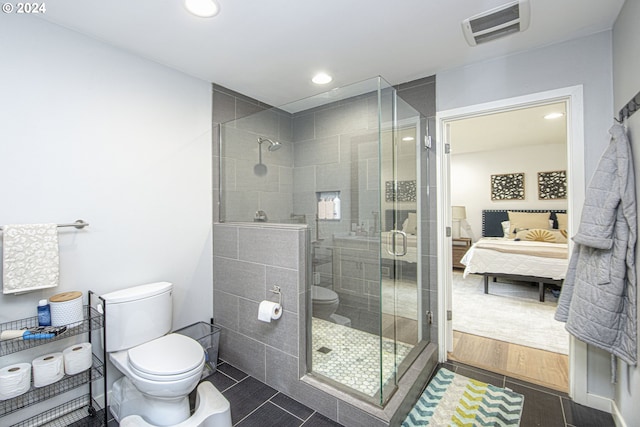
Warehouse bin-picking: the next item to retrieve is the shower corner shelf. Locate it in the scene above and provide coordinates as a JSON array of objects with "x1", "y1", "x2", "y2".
[{"x1": 0, "y1": 291, "x2": 108, "y2": 426}]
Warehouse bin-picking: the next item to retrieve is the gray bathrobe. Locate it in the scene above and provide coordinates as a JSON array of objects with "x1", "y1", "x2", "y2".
[{"x1": 555, "y1": 124, "x2": 637, "y2": 367}]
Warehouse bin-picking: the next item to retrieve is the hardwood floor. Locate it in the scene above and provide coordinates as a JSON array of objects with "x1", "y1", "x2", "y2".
[
  {"x1": 448, "y1": 331, "x2": 569, "y2": 393},
  {"x1": 382, "y1": 313, "x2": 418, "y2": 345}
]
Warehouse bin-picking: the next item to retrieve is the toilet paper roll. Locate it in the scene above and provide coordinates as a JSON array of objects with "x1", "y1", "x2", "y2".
[
  {"x1": 0, "y1": 363, "x2": 31, "y2": 400},
  {"x1": 32, "y1": 352, "x2": 64, "y2": 387},
  {"x1": 257, "y1": 301, "x2": 282, "y2": 323},
  {"x1": 50, "y1": 291, "x2": 83, "y2": 327},
  {"x1": 63, "y1": 342, "x2": 92, "y2": 375}
]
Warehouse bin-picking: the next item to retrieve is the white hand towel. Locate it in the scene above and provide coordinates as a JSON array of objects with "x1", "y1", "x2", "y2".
[{"x1": 3, "y1": 223, "x2": 59, "y2": 294}]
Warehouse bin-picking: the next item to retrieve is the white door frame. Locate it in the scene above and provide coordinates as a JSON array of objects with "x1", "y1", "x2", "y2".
[{"x1": 435, "y1": 85, "x2": 586, "y2": 402}]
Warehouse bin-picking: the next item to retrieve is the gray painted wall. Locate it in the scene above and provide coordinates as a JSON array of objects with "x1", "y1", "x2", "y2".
[
  {"x1": 612, "y1": 0, "x2": 640, "y2": 423},
  {"x1": 437, "y1": 30, "x2": 616, "y2": 399}
]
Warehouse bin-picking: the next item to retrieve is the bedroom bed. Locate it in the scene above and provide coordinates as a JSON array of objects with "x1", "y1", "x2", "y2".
[{"x1": 460, "y1": 209, "x2": 569, "y2": 302}]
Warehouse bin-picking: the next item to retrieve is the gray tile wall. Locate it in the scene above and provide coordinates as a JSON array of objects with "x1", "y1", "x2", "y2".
[
  {"x1": 395, "y1": 76, "x2": 437, "y2": 344},
  {"x1": 213, "y1": 222, "x2": 398, "y2": 426},
  {"x1": 213, "y1": 223, "x2": 308, "y2": 381},
  {"x1": 211, "y1": 77, "x2": 438, "y2": 425},
  {"x1": 291, "y1": 96, "x2": 381, "y2": 242},
  {"x1": 213, "y1": 85, "x2": 294, "y2": 223},
  {"x1": 290, "y1": 88, "x2": 417, "y2": 335}
]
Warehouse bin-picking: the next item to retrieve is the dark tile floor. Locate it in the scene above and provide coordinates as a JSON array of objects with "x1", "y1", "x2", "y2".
[
  {"x1": 104, "y1": 359, "x2": 615, "y2": 427},
  {"x1": 106, "y1": 360, "x2": 344, "y2": 427},
  {"x1": 442, "y1": 361, "x2": 616, "y2": 427}
]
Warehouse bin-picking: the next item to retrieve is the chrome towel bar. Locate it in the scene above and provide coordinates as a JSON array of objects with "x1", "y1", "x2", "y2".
[{"x1": 0, "y1": 220, "x2": 89, "y2": 231}]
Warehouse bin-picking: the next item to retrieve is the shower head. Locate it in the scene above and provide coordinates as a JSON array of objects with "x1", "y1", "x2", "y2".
[{"x1": 258, "y1": 137, "x2": 282, "y2": 152}]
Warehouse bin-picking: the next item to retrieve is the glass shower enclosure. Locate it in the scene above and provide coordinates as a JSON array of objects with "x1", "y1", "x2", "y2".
[{"x1": 219, "y1": 76, "x2": 428, "y2": 406}]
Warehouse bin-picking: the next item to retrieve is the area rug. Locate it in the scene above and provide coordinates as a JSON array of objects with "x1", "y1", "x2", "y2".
[
  {"x1": 453, "y1": 272, "x2": 569, "y2": 354},
  {"x1": 402, "y1": 368, "x2": 524, "y2": 426}
]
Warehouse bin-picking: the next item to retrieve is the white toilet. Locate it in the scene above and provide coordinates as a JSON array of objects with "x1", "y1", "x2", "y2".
[
  {"x1": 311, "y1": 286, "x2": 350, "y2": 326},
  {"x1": 311, "y1": 286, "x2": 339, "y2": 319},
  {"x1": 102, "y1": 282, "x2": 230, "y2": 427}
]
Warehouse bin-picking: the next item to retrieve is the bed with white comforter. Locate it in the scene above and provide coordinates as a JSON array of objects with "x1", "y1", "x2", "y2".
[
  {"x1": 460, "y1": 209, "x2": 570, "y2": 302},
  {"x1": 461, "y1": 238, "x2": 568, "y2": 280}
]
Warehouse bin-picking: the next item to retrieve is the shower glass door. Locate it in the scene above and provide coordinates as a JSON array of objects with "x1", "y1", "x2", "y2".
[
  {"x1": 377, "y1": 84, "x2": 422, "y2": 404},
  {"x1": 218, "y1": 76, "x2": 425, "y2": 406}
]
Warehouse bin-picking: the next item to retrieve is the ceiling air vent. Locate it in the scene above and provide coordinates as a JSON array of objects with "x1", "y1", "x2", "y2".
[{"x1": 462, "y1": 0, "x2": 530, "y2": 46}]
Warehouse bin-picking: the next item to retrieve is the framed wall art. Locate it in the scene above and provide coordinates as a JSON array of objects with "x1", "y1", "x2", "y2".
[
  {"x1": 538, "y1": 170, "x2": 567, "y2": 200},
  {"x1": 385, "y1": 180, "x2": 416, "y2": 202},
  {"x1": 490, "y1": 172, "x2": 525, "y2": 200}
]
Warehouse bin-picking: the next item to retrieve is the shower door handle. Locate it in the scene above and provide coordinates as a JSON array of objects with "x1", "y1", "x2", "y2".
[{"x1": 386, "y1": 230, "x2": 408, "y2": 257}]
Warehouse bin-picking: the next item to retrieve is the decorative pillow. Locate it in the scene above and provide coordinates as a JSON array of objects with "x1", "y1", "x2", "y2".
[
  {"x1": 507, "y1": 211, "x2": 551, "y2": 237},
  {"x1": 556, "y1": 213, "x2": 568, "y2": 231},
  {"x1": 501, "y1": 219, "x2": 552, "y2": 238},
  {"x1": 515, "y1": 228, "x2": 568, "y2": 243},
  {"x1": 501, "y1": 221, "x2": 510, "y2": 238},
  {"x1": 403, "y1": 212, "x2": 417, "y2": 235}
]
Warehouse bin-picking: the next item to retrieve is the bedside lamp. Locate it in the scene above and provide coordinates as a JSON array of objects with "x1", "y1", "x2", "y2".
[{"x1": 451, "y1": 206, "x2": 466, "y2": 239}]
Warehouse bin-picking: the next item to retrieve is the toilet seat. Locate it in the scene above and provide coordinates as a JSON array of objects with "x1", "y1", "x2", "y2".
[
  {"x1": 127, "y1": 334, "x2": 205, "y2": 381},
  {"x1": 311, "y1": 286, "x2": 339, "y2": 304}
]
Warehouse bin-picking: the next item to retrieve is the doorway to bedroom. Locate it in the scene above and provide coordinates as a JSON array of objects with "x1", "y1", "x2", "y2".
[{"x1": 437, "y1": 89, "x2": 585, "y2": 394}]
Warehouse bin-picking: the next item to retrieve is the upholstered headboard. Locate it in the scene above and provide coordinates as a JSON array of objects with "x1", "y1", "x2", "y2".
[
  {"x1": 384, "y1": 210, "x2": 415, "y2": 231},
  {"x1": 482, "y1": 209, "x2": 567, "y2": 237}
]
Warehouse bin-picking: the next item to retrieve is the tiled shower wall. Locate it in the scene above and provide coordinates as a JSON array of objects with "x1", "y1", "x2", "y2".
[
  {"x1": 212, "y1": 223, "x2": 308, "y2": 386},
  {"x1": 395, "y1": 76, "x2": 438, "y2": 344},
  {"x1": 211, "y1": 78, "x2": 437, "y2": 424},
  {"x1": 291, "y1": 91, "x2": 382, "y2": 240},
  {"x1": 291, "y1": 90, "x2": 391, "y2": 335},
  {"x1": 212, "y1": 85, "x2": 294, "y2": 223}
]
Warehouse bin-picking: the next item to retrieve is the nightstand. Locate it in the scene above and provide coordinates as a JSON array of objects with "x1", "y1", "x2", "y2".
[{"x1": 452, "y1": 237, "x2": 472, "y2": 269}]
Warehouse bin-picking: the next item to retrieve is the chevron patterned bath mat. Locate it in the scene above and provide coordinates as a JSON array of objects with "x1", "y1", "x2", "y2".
[{"x1": 402, "y1": 368, "x2": 524, "y2": 426}]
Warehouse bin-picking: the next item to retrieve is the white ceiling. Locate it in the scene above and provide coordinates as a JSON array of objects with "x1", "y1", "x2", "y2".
[
  {"x1": 449, "y1": 102, "x2": 567, "y2": 154},
  {"x1": 37, "y1": 0, "x2": 624, "y2": 107}
]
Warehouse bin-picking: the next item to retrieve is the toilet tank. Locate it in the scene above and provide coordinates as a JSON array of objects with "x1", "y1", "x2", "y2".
[{"x1": 101, "y1": 282, "x2": 173, "y2": 352}]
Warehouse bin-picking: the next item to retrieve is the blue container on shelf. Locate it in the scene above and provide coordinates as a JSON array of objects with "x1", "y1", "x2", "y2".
[{"x1": 37, "y1": 300, "x2": 51, "y2": 326}]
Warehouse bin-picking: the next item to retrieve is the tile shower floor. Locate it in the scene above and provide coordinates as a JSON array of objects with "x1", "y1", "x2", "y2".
[{"x1": 312, "y1": 318, "x2": 413, "y2": 397}]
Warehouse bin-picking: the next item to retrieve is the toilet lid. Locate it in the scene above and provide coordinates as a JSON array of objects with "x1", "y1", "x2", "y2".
[
  {"x1": 312, "y1": 286, "x2": 338, "y2": 302},
  {"x1": 128, "y1": 333, "x2": 204, "y2": 377}
]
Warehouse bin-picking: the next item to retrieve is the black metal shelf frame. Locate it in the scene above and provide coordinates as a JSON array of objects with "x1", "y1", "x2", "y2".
[
  {"x1": 0, "y1": 354, "x2": 104, "y2": 417},
  {"x1": 0, "y1": 306, "x2": 103, "y2": 357},
  {"x1": 11, "y1": 395, "x2": 105, "y2": 427}
]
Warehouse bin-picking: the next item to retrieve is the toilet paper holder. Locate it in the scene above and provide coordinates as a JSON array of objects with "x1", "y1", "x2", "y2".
[{"x1": 270, "y1": 285, "x2": 282, "y2": 307}]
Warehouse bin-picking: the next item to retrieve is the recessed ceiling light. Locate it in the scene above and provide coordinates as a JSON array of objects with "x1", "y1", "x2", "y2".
[
  {"x1": 544, "y1": 112, "x2": 564, "y2": 120},
  {"x1": 312, "y1": 73, "x2": 333, "y2": 85},
  {"x1": 184, "y1": 0, "x2": 220, "y2": 18}
]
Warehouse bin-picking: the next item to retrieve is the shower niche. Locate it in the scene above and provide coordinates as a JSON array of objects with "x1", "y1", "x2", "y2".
[
  {"x1": 316, "y1": 191, "x2": 341, "y2": 221},
  {"x1": 219, "y1": 76, "x2": 429, "y2": 407}
]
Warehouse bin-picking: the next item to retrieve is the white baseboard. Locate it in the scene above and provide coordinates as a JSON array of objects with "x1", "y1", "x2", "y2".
[
  {"x1": 585, "y1": 392, "x2": 612, "y2": 414},
  {"x1": 611, "y1": 400, "x2": 627, "y2": 427}
]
